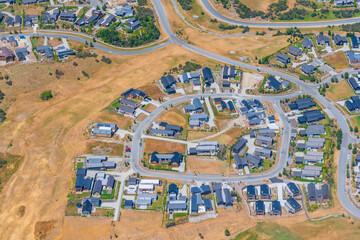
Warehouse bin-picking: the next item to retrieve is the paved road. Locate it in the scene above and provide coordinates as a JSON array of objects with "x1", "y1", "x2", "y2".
[{"x1": 200, "y1": 0, "x2": 360, "y2": 28}]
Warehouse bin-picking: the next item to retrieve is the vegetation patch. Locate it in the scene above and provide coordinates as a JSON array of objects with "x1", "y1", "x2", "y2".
[
  {"x1": 40, "y1": 90, "x2": 53, "y2": 101},
  {"x1": 0, "y1": 153, "x2": 23, "y2": 192}
]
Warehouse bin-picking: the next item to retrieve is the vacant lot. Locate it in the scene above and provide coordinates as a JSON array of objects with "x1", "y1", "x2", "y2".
[
  {"x1": 84, "y1": 141, "x2": 124, "y2": 156},
  {"x1": 144, "y1": 139, "x2": 186, "y2": 154},
  {"x1": 238, "y1": 0, "x2": 277, "y2": 12},
  {"x1": 186, "y1": 156, "x2": 227, "y2": 175},
  {"x1": 94, "y1": 111, "x2": 133, "y2": 130},
  {"x1": 187, "y1": 131, "x2": 216, "y2": 140},
  {"x1": 143, "y1": 103, "x2": 157, "y2": 113},
  {"x1": 351, "y1": 116, "x2": 360, "y2": 130},
  {"x1": 157, "y1": 108, "x2": 188, "y2": 129},
  {"x1": 62, "y1": 217, "x2": 113, "y2": 240},
  {"x1": 326, "y1": 81, "x2": 354, "y2": 101},
  {"x1": 139, "y1": 83, "x2": 166, "y2": 101},
  {"x1": 323, "y1": 52, "x2": 349, "y2": 71},
  {"x1": 208, "y1": 127, "x2": 247, "y2": 145}
]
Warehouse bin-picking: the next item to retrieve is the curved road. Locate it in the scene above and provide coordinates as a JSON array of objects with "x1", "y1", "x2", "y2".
[
  {"x1": 200, "y1": 0, "x2": 360, "y2": 28},
  {"x1": 7, "y1": 0, "x2": 359, "y2": 218}
]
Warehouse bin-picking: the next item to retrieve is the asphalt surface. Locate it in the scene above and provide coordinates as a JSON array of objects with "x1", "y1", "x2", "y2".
[
  {"x1": 8, "y1": 0, "x2": 359, "y2": 217},
  {"x1": 200, "y1": 0, "x2": 360, "y2": 28}
]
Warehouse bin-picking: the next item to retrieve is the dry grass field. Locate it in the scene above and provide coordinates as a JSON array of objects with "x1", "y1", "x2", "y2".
[
  {"x1": 186, "y1": 156, "x2": 228, "y2": 175},
  {"x1": 84, "y1": 141, "x2": 124, "y2": 156},
  {"x1": 208, "y1": 127, "x2": 247, "y2": 145},
  {"x1": 0, "y1": 43, "x2": 225, "y2": 239},
  {"x1": 326, "y1": 81, "x2": 354, "y2": 101},
  {"x1": 187, "y1": 131, "x2": 216, "y2": 140},
  {"x1": 323, "y1": 52, "x2": 349, "y2": 71},
  {"x1": 143, "y1": 103, "x2": 157, "y2": 113},
  {"x1": 237, "y1": 0, "x2": 277, "y2": 12},
  {"x1": 94, "y1": 111, "x2": 134, "y2": 130},
  {"x1": 144, "y1": 138, "x2": 186, "y2": 154},
  {"x1": 157, "y1": 108, "x2": 188, "y2": 129},
  {"x1": 139, "y1": 83, "x2": 167, "y2": 100}
]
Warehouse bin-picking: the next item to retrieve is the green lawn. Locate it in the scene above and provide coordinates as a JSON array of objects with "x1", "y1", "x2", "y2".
[
  {"x1": 148, "y1": 195, "x2": 165, "y2": 210},
  {"x1": 100, "y1": 181, "x2": 120, "y2": 200},
  {"x1": 76, "y1": 162, "x2": 83, "y2": 169},
  {"x1": 351, "y1": 116, "x2": 360, "y2": 130}
]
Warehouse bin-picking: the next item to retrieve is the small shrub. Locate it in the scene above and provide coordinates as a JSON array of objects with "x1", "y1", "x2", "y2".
[
  {"x1": 82, "y1": 71, "x2": 89, "y2": 78},
  {"x1": 40, "y1": 90, "x2": 53, "y2": 101}
]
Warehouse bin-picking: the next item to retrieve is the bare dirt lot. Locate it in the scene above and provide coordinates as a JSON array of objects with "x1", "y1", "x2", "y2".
[
  {"x1": 144, "y1": 138, "x2": 186, "y2": 154},
  {"x1": 242, "y1": 72, "x2": 264, "y2": 90},
  {"x1": 186, "y1": 155, "x2": 227, "y2": 175}
]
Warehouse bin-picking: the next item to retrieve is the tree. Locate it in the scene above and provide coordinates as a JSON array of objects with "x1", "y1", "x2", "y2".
[
  {"x1": 225, "y1": 229, "x2": 230, "y2": 236},
  {"x1": 355, "y1": 126, "x2": 359, "y2": 133},
  {"x1": 349, "y1": 144, "x2": 353, "y2": 149},
  {"x1": 102, "y1": 4, "x2": 107, "y2": 11},
  {"x1": 40, "y1": 90, "x2": 53, "y2": 101},
  {"x1": 96, "y1": 5, "x2": 100, "y2": 10},
  {"x1": 344, "y1": 72, "x2": 349, "y2": 79},
  {"x1": 353, "y1": 146, "x2": 357, "y2": 154}
]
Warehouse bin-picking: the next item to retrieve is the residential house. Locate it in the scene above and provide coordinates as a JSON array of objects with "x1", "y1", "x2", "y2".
[
  {"x1": 75, "y1": 175, "x2": 93, "y2": 192},
  {"x1": 121, "y1": 88, "x2": 148, "y2": 100},
  {"x1": 285, "y1": 182, "x2": 300, "y2": 197},
  {"x1": 349, "y1": 77, "x2": 360, "y2": 92},
  {"x1": 307, "y1": 183, "x2": 330, "y2": 203},
  {"x1": 222, "y1": 65, "x2": 236, "y2": 79},
  {"x1": 150, "y1": 152, "x2": 183, "y2": 167},
  {"x1": 115, "y1": 5, "x2": 135, "y2": 17},
  {"x1": 316, "y1": 34, "x2": 330, "y2": 46},
  {"x1": 0, "y1": 47, "x2": 14, "y2": 63},
  {"x1": 289, "y1": 97, "x2": 316, "y2": 111},
  {"x1": 270, "y1": 200, "x2": 282, "y2": 216},
  {"x1": 351, "y1": 35, "x2": 359, "y2": 48},
  {"x1": 298, "y1": 110, "x2": 325, "y2": 124},
  {"x1": 126, "y1": 17, "x2": 141, "y2": 30},
  {"x1": 82, "y1": 199, "x2": 93, "y2": 215},
  {"x1": 277, "y1": 53, "x2": 290, "y2": 64},
  {"x1": 288, "y1": 46, "x2": 303, "y2": 57},
  {"x1": 233, "y1": 137, "x2": 247, "y2": 153},
  {"x1": 35, "y1": 45, "x2": 53, "y2": 60},
  {"x1": 260, "y1": 184, "x2": 271, "y2": 200},
  {"x1": 193, "y1": 141, "x2": 219, "y2": 155},
  {"x1": 160, "y1": 74, "x2": 177, "y2": 93},
  {"x1": 333, "y1": 34, "x2": 348, "y2": 46},
  {"x1": 347, "y1": 51, "x2": 360, "y2": 64},
  {"x1": 302, "y1": 37, "x2": 313, "y2": 49},
  {"x1": 285, "y1": 198, "x2": 302, "y2": 214},
  {"x1": 124, "y1": 200, "x2": 134, "y2": 209},
  {"x1": 158, "y1": 122, "x2": 182, "y2": 134},
  {"x1": 334, "y1": 0, "x2": 354, "y2": 6},
  {"x1": 247, "y1": 185, "x2": 256, "y2": 200},
  {"x1": 184, "y1": 98, "x2": 203, "y2": 113},
  {"x1": 246, "y1": 154, "x2": 262, "y2": 168},
  {"x1": 55, "y1": 46, "x2": 75, "y2": 59},
  {"x1": 60, "y1": 12, "x2": 77, "y2": 22},
  {"x1": 254, "y1": 147, "x2": 272, "y2": 159},
  {"x1": 254, "y1": 200, "x2": 265, "y2": 215},
  {"x1": 258, "y1": 128, "x2": 275, "y2": 137},
  {"x1": 267, "y1": 76, "x2": 281, "y2": 91},
  {"x1": 202, "y1": 67, "x2": 214, "y2": 86},
  {"x1": 306, "y1": 124, "x2": 325, "y2": 136},
  {"x1": 301, "y1": 63, "x2": 317, "y2": 75},
  {"x1": 255, "y1": 136, "x2": 273, "y2": 147},
  {"x1": 234, "y1": 154, "x2": 248, "y2": 170}
]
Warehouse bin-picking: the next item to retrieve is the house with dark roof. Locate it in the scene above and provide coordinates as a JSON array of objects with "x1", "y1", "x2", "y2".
[
  {"x1": 184, "y1": 98, "x2": 203, "y2": 113},
  {"x1": 36, "y1": 45, "x2": 53, "y2": 60},
  {"x1": 233, "y1": 137, "x2": 247, "y2": 153},
  {"x1": 121, "y1": 88, "x2": 148, "y2": 100},
  {"x1": 347, "y1": 50, "x2": 360, "y2": 64},
  {"x1": 254, "y1": 147, "x2": 272, "y2": 159},
  {"x1": 224, "y1": 188, "x2": 233, "y2": 209},
  {"x1": 260, "y1": 184, "x2": 271, "y2": 200},
  {"x1": 317, "y1": 34, "x2": 330, "y2": 46},
  {"x1": 277, "y1": 53, "x2": 290, "y2": 64},
  {"x1": 285, "y1": 198, "x2": 302, "y2": 214},
  {"x1": 124, "y1": 200, "x2": 134, "y2": 209},
  {"x1": 270, "y1": 200, "x2": 281, "y2": 215},
  {"x1": 158, "y1": 122, "x2": 183, "y2": 134},
  {"x1": 301, "y1": 63, "x2": 317, "y2": 75},
  {"x1": 115, "y1": 5, "x2": 135, "y2": 17},
  {"x1": 126, "y1": 17, "x2": 141, "y2": 30},
  {"x1": 82, "y1": 199, "x2": 92, "y2": 215},
  {"x1": 349, "y1": 77, "x2": 360, "y2": 92},
  {"x1": 254, "y1": 200, "x2": 265, "y2": 215},
  {"x1": 246, "y1": 154, "x2": 262, "y2": 168},
  {"x1": 0, "y1": 47, "x2": 14, "y2": 63},
  {"x1": 60, "y1": 12, "x2": 76, "y2": 22},
  {"x1": 160, "y1": 75, "x2": 177, "y2": 94},
  {"x1": 258, "y1": 128, "x2": 275, "y2": 137},
  {"x1": 333, "y1": 34, "x2": 348, "y2": 46},
  {"x1": 247, "y1": 185, "x2": 256, "y2": 200},
  {"x1": 75, "y1": 175, "x2": 93, "y2": 192},
  {"x1": 150, "y1": 152, "x2": 183, "y2": 167},
  {"x1": 234, "y1": 154, "x2": 247, "y2": 170},
  {"x1": 222, "y1": 65, "x2": 236, "y2": 79},
  {"x1": 202, "y1": 67, "x2": 214, "y2": 85},
  {"x1": 298, "y1": 110, "x2": 325, "y2": 124},
  {"x1": 285, "y1": 182, "x2": 300, "y2": 197},
  {"x1": 351, "y1": 35, "x2": 359, "y2": 48},
  {"x1": 215, "y1": 189, "x2": 225, "y2": 207},
  {"x1": 288, "y1": 46, "x2": 303, "y2": 57},
  {"x1": 200, "y1": 184, "x2": 211, "y2": 195},
  {"x1": 267, "y1": 76, "x2": 281, "y2": 91},
  {"x1": 255, "y1": 136, "x2": 273, "y2": 147},
  {"x1": 302, "y1": 37, "x2": 313, "y2": 50},
  {"x1": 289, "y1": 97, "x2": 316, "y2": 111}
]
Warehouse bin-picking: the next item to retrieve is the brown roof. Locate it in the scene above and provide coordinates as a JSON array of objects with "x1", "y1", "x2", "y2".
[{"x1": 0, "y1": 47, "x2": 14, "y2": 58}]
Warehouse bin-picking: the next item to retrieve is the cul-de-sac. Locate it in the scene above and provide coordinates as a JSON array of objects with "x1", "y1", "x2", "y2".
[{"x1": 2, "y1": 0, "x2": 360, "y2": 239}]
